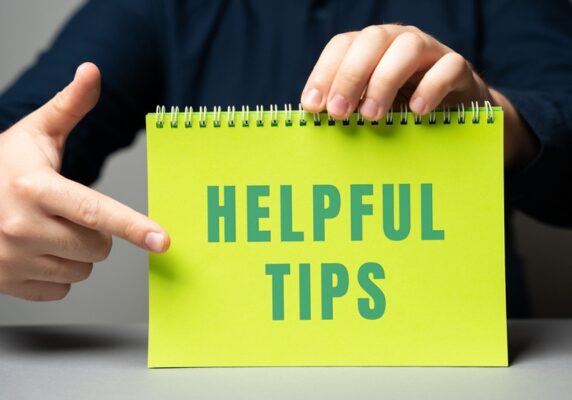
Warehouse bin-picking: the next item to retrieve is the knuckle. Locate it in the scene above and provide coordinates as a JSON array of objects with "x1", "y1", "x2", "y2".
[
  {"x1": 310, "y1": 71, "x2": 334, "y2": 90},
  {"x1": 372, "y1": 74, "x2": 399, "y2": 91},
  {"x1": 434, "y1": 79, "x2": 451, "y2": 94},
  {"x1": 330, "y1": 32, "x2": 353, "y2": 48},
  {"x1": 10, "y1": 170, "x2": 54, "y2": 202},
  {"x1": 71, "y1": 263, "x2": 93, "y2": 283},
  {"x1": 51, "y1": 90, "x2": 82, "y2": 121},
  {"x1": 429, "y1": 54, "x2": 469, "y2": 94},
  {"x1": 33, "y1": 283, "x2": 71, "y2": 301},
  {"x1": 397, "y1": 31, "x2": 425, "y2": 51},
  {"x1": 23, "y1": 293, "x2": 46, "y2": 302},
  {"x1": 404, "y1": 24, "x2": 422, "y2": 33},
  {"x1": 54, "y1": 284, "x2": 71, "y2": 300},
  {"x1": 51, "y1": 91, "x2": 68, "y2": 115},
  {"x1": 10, "y1": 174, "x2": 39, "y2": 199},
  {"x1": 337, "y1": 65, "x2": 365, "y2": 87},
  {"x1": 361, "y1": 25, "x2": 388, "y2": 40},
  {"x1": 0, "y1": 215, "x2": 31, "y2": 239},
  {"x1": 446, "y1": 52, "x2": 469, "y2": 72},
  {"x1": 81, "y1": 263, "x2": 94, "y2": 281},
  {"x1": 77, "y1": 197, "x2": 101, "y2": 227},
  {"x1": 23, "y1": 285, "x2": 70, "y2": 302},
  {"x1": 93, "y1": 235, "x2": 112, "y2": 262},
  {"x1": 55, "y1": 234, "x2": 76, "y2": 255},
  {"x1": 41, "y1": 265, "x2": 61, "y2": 282},
  {"x1": 123, "y1": 221, "x2": 139, "y2": 243}
]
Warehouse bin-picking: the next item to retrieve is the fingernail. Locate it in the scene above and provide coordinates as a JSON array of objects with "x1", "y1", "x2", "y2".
[
  {"x1": 411, "y1": 96, "x2": 427, "y2": 114},
  {"x1": 301, "y1": 88, "x2": 322, "y2": 109},
  {"x1": 329, "y1": 94, "x2": 349, "y2": 117},
  {"x1": 360, "y1": 98, "x2": 381, "y2": 119},
  {"x1": 145, "y1": 232, "x2": 165, "y2": 252}
]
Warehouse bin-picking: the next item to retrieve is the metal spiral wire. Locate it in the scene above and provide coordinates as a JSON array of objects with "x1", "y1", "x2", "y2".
[{"x1": 155, "y1": 101, "x2": 495, "y2": 128}]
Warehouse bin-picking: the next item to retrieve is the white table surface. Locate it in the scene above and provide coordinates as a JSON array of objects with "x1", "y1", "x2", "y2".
[{"x1": 1, "y1": 320, "x2": 571, "y2": 400}]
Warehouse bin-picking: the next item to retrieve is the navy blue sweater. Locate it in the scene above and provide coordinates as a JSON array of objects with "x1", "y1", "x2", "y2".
[{"x1": 1, "y1": 0, "x2": 571, "y2": 316}]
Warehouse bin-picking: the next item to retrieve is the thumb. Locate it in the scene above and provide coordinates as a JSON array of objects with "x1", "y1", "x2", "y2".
[{"x1": 24, "y1": 62, "x2": 100, "y2": 146}]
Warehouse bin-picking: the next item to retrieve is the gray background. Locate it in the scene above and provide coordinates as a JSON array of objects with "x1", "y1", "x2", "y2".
[{"x1": 0, "y1": 0, "x2": 570, "y2": 324}]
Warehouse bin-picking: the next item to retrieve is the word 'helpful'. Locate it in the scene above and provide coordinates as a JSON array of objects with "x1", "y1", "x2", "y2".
[{"x1": 207, "y1": 184, "x2": 445, "y2": 243}]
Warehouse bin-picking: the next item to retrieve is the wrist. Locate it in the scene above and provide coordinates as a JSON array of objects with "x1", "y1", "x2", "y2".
[{"x1": 490, "y1": 88, "x2": 539, "y2": 172}]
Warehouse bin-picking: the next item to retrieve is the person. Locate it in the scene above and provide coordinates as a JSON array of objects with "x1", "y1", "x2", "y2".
[{"x1": 0, "y1": 0, "x2": 570, "y2": 316}]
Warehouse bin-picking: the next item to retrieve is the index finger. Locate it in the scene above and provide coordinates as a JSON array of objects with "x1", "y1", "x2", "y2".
[{"x1": 36, "y1": 172, "x2": 169, "y2": 253}]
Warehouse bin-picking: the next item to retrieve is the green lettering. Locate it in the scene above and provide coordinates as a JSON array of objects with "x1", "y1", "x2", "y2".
[
  {"x1": 207, "y1": 186, "x2": 236, "y2": 242},
  {"x1": 350, "y1": 184, "x2": 373, "y2": 241},
  {"x1": 357, "y1": 262, "x2": 386, "y2": 319},
  {"x1": 321, "y1": 263, "x2": 349, "y2": 320},
  {"x1": 313, "y1": 185, "x2": 341, "y2": 241},
  {"x1": 382, "y1": 184, "x2": 411, "y2": 241},
  {"x1": 265, "y1": 263, "x2": 290, "y2": 320},
  {"x1": 280, "y1": 185, "x2": 304, "y2": 242},
  {"x1": 421, "y1": 183, "x2": 445, "y2": 240},
  {"x1": 247, "y1": 185, "x2": 271, "y2": 242},
  {"x1": 299, "y1": 263, "x2": 311, "y2": 320}
]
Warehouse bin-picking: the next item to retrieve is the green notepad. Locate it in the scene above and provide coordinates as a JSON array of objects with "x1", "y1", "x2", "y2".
[{"x1": 146, "y1": 105, "x2": 507, "y2": 367}]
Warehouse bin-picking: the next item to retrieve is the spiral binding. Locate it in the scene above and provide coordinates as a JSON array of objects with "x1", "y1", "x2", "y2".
[{"x1": 155, "y1": 101, "x2": 495, "y2": 128}]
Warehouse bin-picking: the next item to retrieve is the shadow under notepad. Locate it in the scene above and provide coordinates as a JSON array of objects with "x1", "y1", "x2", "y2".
[
  {"x1": 0, "y1": 321, "x2": 557, "y2": 366},
  {"x1": 0, "y1": 325, "x2": 145, "y2": 355},
  {"x1": 508, "y1": 320, "x2": 550, "y2": 365}
]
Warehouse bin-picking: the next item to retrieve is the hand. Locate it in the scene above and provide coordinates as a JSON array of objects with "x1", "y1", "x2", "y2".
[
  {"x1": 0, "y1": 63, "x2": 170, "y2": 301},
  {"x1": 301, "y1": 24, "x2": 539, "y2": 169}
]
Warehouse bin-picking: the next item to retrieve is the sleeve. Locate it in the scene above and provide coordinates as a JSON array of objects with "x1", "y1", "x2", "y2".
[
  {"x1": 479, "y1": 0, "x2": 572, "y2": 227},
  {"x1": 0, "y1": 0, "x2": 163, "y2": 185}
]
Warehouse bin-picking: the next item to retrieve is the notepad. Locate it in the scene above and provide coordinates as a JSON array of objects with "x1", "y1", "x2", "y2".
[{"x1": 146, "y1": 104, "x2": 507, "y2": 367}]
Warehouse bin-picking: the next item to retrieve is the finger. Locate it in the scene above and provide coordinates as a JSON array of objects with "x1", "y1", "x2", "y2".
[
  {"x1": 34, "y1": 172, "x2": 169, "y2": 253},
  {"x1": 326, "y1": 26, "x2": 393, "y2": 119},
  {"x1": 360, "y1": 31, "x2": 446, "y2": 120},
  {"x1": 4, "y1": 217, "x2": 112, "y2": 263},
  {"x1": 47, "y1": 220, "x2": 112, "y2": 263},
  {"x1": 409, "y1": 52, "x2": 476, "y2": 114},
  {"x1": 22, "y1": 63, "x2": 100, "y2": 145},
  {"x1": 0, "y1": 280, "x2": 70, "y2": 302},
  {"x1": 301, "y1": 25, "x2": 423, "y2": 113},
  {"x1": 10, "y1": 256, "x2": 93, "y2": 284},
  {"x1": 301, "y1": 32, "x2": 356, "y2": 112}
]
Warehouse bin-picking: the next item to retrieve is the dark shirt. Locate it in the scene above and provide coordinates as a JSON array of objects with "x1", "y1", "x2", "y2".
[{"x1": 1, "y1": 0, "x2": 571, "y2": 316}]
